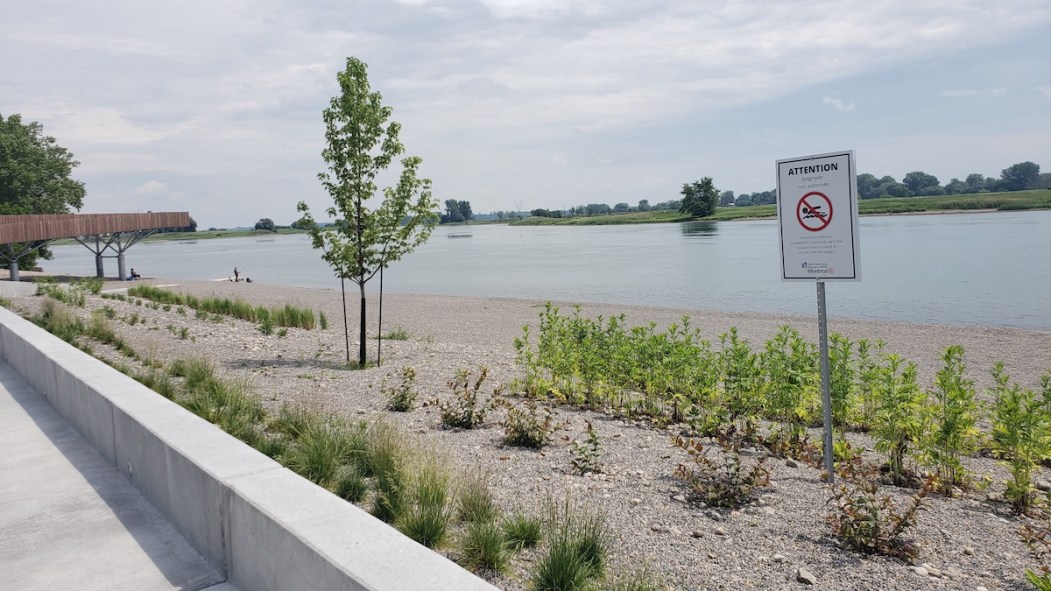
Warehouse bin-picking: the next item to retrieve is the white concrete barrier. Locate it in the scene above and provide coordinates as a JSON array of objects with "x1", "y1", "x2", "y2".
[{"x1": 0, "y1": 307, "x2": 499, "y2": 591}]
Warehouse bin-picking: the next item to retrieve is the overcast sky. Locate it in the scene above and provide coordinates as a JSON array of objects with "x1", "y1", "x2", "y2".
[{"x1": 3, "y1": 0, "x2": 1049, "y2": 229}]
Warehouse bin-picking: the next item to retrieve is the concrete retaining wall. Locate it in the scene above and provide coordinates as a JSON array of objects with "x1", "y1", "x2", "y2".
[{"x1": 0, "y1": 307, "x2": 499, "y2": 591}]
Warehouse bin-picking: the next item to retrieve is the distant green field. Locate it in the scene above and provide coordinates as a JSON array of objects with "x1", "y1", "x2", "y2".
[{"x1": 510, "y1": 189, "x2": 1051, "y2": 225}]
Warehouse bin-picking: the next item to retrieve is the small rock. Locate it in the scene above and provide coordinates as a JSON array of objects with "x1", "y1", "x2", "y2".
[
  {"x1": 691, "y1": 530, "x2": 704, "y2": 538},
  {"x1": 1037, "y1": 479, "x2": 1051, "y2": 492},
  {"x1": 708, "y1": 552, "x2": 717, "y2": 559},
  {"x1": 651, "y1": 524, "x2": 669, "y2": 533},
  {"x1": 773, "y1": 553, "x2": 786, "y2": 563},
  {"x1": 672, "y1": 494, "x2": 686, "y2": 502},
  {"x1": 630, "y1": 498, "x2": 643, "y2": 506},
  {"x1": 976, "y1": 587, "x2": 987, "y2": 591},
  {"x1": 785, "y1": 458, "x2": 799, "y2": 468},
  {"x1": 499, "y1": 455, "x2": 510, "y2": 461},
  {"x1": 714, "y1": 526, "x2": 726, "y2": 536},
  {"x1": 796, "y1": 567, "x2": 816, "y2": 585},
  {"x1": 927, "y1": 567, "x2": 942, "y2": 578},
  {"x1": 963, "y1": 546, "x2": 975, "y2": 556},
  {"x1": 911, "y1": 566, "x2": 929, "y2": 577},
  {"x1": 946, "y1": 566, "x2": 964, "y2": 580}
]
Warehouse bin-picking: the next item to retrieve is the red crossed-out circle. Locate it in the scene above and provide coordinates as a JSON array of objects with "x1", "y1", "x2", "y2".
[{"x1": 796, "y1": 192, "x2": 833, "y2": 232}]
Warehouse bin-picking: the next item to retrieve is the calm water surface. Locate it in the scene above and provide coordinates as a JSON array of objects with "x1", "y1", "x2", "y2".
[{"x1": 39, "y1": 211, "x2": 1051, "y2": 329}]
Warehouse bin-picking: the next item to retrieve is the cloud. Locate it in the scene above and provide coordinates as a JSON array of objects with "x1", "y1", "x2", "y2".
[
  {"x1": 822, "y1": 96, "x2": 856, "y2": 111},
  {"x1": 1037, "y1": 84, "x2": 1051, "y2": 98},
  {"x1": 942, "y1": 88, "x2": 1008, "y2": 97},
  {"x1": 133, "y1": 180, "x2": 169, "y2": 196}
]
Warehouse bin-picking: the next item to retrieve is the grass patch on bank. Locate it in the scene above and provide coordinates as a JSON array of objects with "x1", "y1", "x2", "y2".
[{"x1": 125, "y1": 285, "x2": 320, "y2": 329}]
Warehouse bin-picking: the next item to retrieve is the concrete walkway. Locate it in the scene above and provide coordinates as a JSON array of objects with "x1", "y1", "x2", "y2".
[{"x1": 0, "y1": 362, "x2": 232, "y2": 591}]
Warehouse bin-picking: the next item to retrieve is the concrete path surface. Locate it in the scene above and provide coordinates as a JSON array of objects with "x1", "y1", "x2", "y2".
[{"x1": 0, "y1": 361, "x2": 233, "y2": 591}]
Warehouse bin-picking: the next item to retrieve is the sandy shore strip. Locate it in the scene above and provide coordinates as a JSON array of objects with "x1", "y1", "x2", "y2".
[{"x1": 6, "y1": 278, "x2": 1051, "y2": 590}]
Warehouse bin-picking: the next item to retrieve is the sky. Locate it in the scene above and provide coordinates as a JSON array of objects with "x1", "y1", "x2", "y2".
[{"x1": 2, "y1": 0, "x2": 1049, "y2": 229}]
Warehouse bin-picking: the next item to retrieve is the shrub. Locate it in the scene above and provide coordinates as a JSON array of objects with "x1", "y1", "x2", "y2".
[
  {"x1": 673, "y1": 435, "x2": 770, "y2": 508},
  {"x1": 258, "y1": 318, "x2": 274, "y2": 336},
  {"x1": 384, "y1": 366, "x2": 418, "y2": 412},
  {"x1": 503, "y1": 400, "x2": 556, "y2": 448},
  {"x1": 439, "y1": 367, "x2": 494, "y2": 429},
  {"x1": 827, "y1": 469, "x2": 933, "y2": 563}
]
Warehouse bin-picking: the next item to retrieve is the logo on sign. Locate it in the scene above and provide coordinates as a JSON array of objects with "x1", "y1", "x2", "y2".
[{"x1": 796, "y1": 192, "x2": 833, "y2": 232}]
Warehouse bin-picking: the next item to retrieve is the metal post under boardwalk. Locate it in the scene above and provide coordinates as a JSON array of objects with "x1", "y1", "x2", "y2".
[{"x1": 817, "y1": 281, "x2": 834, "y2": 483}]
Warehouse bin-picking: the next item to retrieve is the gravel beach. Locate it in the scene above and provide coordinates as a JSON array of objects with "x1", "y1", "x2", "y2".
[{"x1": 8, "y1": 278, "x2": 1051, "y2": 591}]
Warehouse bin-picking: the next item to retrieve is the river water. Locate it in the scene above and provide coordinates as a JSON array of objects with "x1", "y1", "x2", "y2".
[{"x1": 38, "y1": 211, "x2": 1051, "y2": 329}]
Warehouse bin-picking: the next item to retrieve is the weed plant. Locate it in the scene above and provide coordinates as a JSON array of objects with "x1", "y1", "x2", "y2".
[
  {"x1": 990, "y1": 363, "x2": 1050, "y2": 514},
  {"x1": 378, "y1": 326, "x2": 411, "y2": 340},
  {"x1": 570, "y1": 420, "x2": 602, "y2": 475},
  {"x1": 439, "y1": 367, "x2": 494, "y2": 429},
  {"x1": 673, "y1": 435, "x2": 770, "y2": 508},
  {"x1": 827, "y1": 462, "x2": 933, "y2": 563},
  {"x1": 384, "y1": 366, "x2": 418, "y2": 412},
  {"x1": 760, "y1": 325, "x2": 818, "y2": 447},
  {"x1": 1021, "y1": 505, "x2": 1051, "y2": 590},
  {"x1": 503, "y1": 400, "x2": 556, "y2": 448},
  {"x1": 872, "y1": 355, "x2": 926, "y2": 485},
  {"x1": 922, "y1": 346, "x2": 980, "y2": 493}
]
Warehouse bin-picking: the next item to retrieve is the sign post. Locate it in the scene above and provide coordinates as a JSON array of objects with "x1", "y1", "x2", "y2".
[{"x1": 776, "y1": 150, "x2": 860, "y2": 483}]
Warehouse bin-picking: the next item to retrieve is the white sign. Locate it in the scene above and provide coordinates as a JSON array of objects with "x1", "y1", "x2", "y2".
[{"x1": 776, "y1": 150, "x2": 861, "y2": 281}]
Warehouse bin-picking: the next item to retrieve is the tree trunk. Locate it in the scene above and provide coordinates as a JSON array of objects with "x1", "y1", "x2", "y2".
[
  {"x1": 377, "y1": 265, "x2": 384, "y2": 367},
  {"x1": 341, "y1": 277, "x2": 350, "y2": 364},
  {"x1": 358, "y1": 283, "x2": 367, "y2": 367}
]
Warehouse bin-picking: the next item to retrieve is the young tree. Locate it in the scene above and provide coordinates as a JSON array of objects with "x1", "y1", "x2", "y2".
[
  {"x1": 297, "y1": 57, "x2": 439, "y2": 366},
  {"x1": 679, "y1": 177, "x2": 719, "y2": 217},
  {"x1": 0, "y1": 113, "x2": 86, "y2": 269}
]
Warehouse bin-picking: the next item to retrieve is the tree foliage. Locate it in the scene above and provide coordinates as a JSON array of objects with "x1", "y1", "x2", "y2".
[
  {"x1": 1, "y1": 113, "x2": 86, "y2": 268},
  {"x1": 680, "y1": 177, "x2": 719, "y2": 217},
  {"x1": 1000, "y1": 161, "x2": 1040, "y2": 192},
  {"x1": 441, "y1": 199, "x2": 473, "y2": 223},
  {"x1": 297, "y1": 57, "x2": 439, "y2": 365},
  {"x1": 254, "y1": 218, "x2": 275, "y2": 231}
]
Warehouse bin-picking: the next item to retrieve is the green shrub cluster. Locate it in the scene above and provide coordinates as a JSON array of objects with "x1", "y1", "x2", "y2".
[
  {"x1": 127, "y1": 285, "x2": 319, "y2": 329},
  {"x1": 517, "y1": 304, "x2": 1051, "y2": 506}
]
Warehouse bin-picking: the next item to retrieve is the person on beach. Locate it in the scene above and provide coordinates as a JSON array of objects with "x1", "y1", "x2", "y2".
[
  {"x1": 234, "y1": 267, "x2": 240, "y2": 282},
  {"x1": 129, "y1": 268, "x2": 140, "y2": 280}
]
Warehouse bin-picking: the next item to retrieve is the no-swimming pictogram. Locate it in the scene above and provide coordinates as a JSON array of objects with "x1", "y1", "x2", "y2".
[{"x1": 796, "y1": 192, "x2": 833, "y2": 232}]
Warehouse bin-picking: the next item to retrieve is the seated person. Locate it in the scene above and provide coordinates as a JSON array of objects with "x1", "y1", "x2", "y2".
[{"x1": 129, "y1": 268, "x2": 141, "y2": 280}]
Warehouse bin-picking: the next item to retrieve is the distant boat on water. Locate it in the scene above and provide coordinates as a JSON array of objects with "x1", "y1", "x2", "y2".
[{"x1": 448, "y1": 233, "x2": 473, "y2": 238}]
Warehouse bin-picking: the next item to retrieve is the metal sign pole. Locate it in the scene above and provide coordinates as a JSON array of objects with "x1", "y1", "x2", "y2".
[{"x1": 817, "y1": 280, "x2": 834, "y2": 483}]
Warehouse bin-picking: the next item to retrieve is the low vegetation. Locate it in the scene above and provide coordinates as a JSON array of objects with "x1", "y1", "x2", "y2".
[{"x1": 124, "y1": 285, "x2": 320, "y2": 329}]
